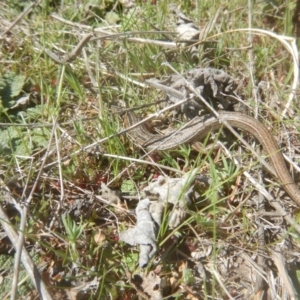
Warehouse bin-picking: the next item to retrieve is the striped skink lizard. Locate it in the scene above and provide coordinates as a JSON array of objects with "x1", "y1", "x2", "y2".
[{"x1": 123, "y1": 110, "x2": 300, "y2": 206}]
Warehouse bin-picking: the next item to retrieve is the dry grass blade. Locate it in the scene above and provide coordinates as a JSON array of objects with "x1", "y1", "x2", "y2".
[{"x1": 0, "y1": 1, "x2": 40, "y2": 38}]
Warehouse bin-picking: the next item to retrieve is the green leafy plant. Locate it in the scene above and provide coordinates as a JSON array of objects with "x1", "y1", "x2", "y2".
[
  {"x1": 61, "y1": 214, "x2": 87, "y2": 261},
  {"x1": 0, "y1": 72, "x2": 26, "y2": 110}
]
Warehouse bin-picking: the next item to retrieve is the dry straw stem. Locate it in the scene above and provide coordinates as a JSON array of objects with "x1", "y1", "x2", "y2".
[
  {"x1": 49, "y1": 14, "x2": 299, "y2": 116},
  {"x1": 44, "y1": 93, "x2": 212, "y2": 170},
  {"x1": 34, "y1": 33, "x2": 94, "y2": 64},
  {"x1": 102, "y1": 153, "x2": 184, "y2": 175},
  {"x1": 272, "y1": 246, "x2": 297, "y2": 299},
  {"x1": 10, "y1": 119, "x2": 56, "y2": 300},
  {"x1": 211, "y1": 268, "x2": 234, "y2": 300},
  {"x1": 190, "y1": 28, "x2": 299, "y2": 118},
  {"x1": 0, "y1": 0, "x2": 41, "y2": 38},
  {"x1": 48, "y1": 15, "x2": 298, "y2": 116},
  {"x1": 49, "y1": 13, "x2": 299, "y2": 106},
  {"x1": 50, "y1": 13, "x2": 177, "y2": 48},
  {"x1": 0, "y1": 206, "x2": 52, "y2": 300},
  {"x1": 219, "y1": 141, "x2": 300, "y2": 235}
]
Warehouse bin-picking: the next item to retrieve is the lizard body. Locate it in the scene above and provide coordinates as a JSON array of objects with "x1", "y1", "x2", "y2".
[{"x1": 123, "y1": 110, "x2": 300, "y2": 206}]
